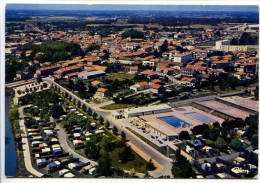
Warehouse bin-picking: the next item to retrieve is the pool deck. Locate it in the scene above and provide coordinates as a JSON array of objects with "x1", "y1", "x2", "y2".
[{"x1": 140, "y1": 106, "x2": 224, "y2": 135}]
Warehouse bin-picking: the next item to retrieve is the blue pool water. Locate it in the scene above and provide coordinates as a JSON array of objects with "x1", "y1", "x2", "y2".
[
  {"x1": 186, "y1": 112, "x2": 214, "y2": 123},
  {"x1": 158, "y1": 116, "x2": 190, "y2": 128}
]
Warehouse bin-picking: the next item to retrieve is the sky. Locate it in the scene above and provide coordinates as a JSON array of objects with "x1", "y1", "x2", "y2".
[{"x1": 6, "y1": 4, "x2": 259, "y2": 12}]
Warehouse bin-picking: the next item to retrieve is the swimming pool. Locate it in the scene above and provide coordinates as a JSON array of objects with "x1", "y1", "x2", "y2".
[
  {"x1": 158, "y1": 116, "x2": 190, "y2": 128},
  {"x1": 186, "y1": 112, "x2": 214, "y2": 123}
]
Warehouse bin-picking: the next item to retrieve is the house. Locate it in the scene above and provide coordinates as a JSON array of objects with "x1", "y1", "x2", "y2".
[
  {"x1": 142, "y1": 71, "x2": 157, "y2": 80},
  {"x1": 152, "y1": 79, "x2": 162, "y2": 84},
  {"x1": 233, "y1": 157, "x2": 246, "y2": 165},
  {"x1": 54, "y1": 65, "x2": 82, "y2": 77},
  {"x1": 130, "y1": 81, "x2": 150, "y2": 91},
  {"x1": 234, "y1": 72, "x2": 247, "y2": 80},
  {"x1": 242, "y1": 62, "x2": 257, "y2": 74},
  {"x1": 96, "y1": 88, "x2": 110, "y2": 97},
  {"x1": 163, "y1": 67, "x2": 175, "y2": 75},
  {"x1": 93, "y1": 65, "x2": 109, "y2": 72},
  {"x1": 181, "y1": 67, "x2": 194, "y2": 77},
  {"x1": 192, "y1": 49, "x2": 208, "y2": 59},
  {"x1": 151, "y1": 84, "x2": 165, "y2": 93},
  {"x1": 91, "y1": 80, "x2": 104, "y2": 88},
  {"x1": 212, "y1": 60, "x2": 229, "y2": 69},
  {"x1": 181, "y1": 77, "x2": 196, "y2": 87},
  {"x1": 78, "y1": 70, "x2": 106, "y2": 80},
  {"x1": 173, "y1": 52, "x2": 192, "y2": 63},
  {"x1": 129, "y1": 66, "x2": 139, "y2": 74},
  {"x1": 110, "y1": 110, "x2": 122, "y2": 119}
]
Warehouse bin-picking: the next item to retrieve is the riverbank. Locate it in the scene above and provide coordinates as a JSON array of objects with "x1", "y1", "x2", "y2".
[
  {"x1": 5, "y1": 93, "x2": 32, "y2": 177},
  {"x1": 5, "y1": 95, "x2": 17, "y2": 177}
]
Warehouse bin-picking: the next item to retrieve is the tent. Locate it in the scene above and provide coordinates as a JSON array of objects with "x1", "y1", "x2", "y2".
[
  {"x1": 64, "y1": 172, "x2": 75, "y2": 178},
  {"x1": 36, "y1": 158, "x2": 46, "y2": 166},
  {"x1": 68, "y1": 162, "x2": 79, "y2": 169},
  {"x1": 59, "y1": 169, "x2": 69, "y2": 176}
]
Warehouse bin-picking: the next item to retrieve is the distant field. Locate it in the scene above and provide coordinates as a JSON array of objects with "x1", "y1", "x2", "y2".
[{"x1": 106, "y1": 73, "x2": 135, "y2": 81}]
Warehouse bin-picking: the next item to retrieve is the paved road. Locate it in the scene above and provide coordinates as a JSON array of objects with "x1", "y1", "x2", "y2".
[
  {"x1": 54, "y1": 125, "x2": 97, "y2": 166},
  {"x1": 18, "y1": 106, "x2": 44, "y2": 177},
  {"x1": 50, "y1": 117, "x2": 97, "y2": 166},
  {"x1": 43, "y1": 77, "x2": 173, "y2": 177}
]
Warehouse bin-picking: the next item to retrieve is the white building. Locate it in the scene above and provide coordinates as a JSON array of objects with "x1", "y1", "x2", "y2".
[
  {"x1": 173, "y1": 52, "x2": 192, "y2": 63},
  {"x1": 215, "y1": 40, "x2": 248, "y2": 52},
  {"x1": 123, "y1": 104, "x2": 172, "y2": 118},
  {"x1": 130, "y1": 81, "x2": 150, "y2": 91}
]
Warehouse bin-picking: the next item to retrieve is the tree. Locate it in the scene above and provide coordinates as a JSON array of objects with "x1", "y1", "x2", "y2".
[
  {"x1": 96, "y1": 152, "x2": 112, "y2": 176},
  {"x1": 87, "y1": 108, "x2": 92, "y2": 115},
  {"x1": 100, "y1": 137, "x2": 115, "y2": 152},
  {"x1": 84, "y1": 140, "x2": 100, "y2": 160},
  {"x1": 230, "y1": 138, "x2": 244, "y2": 150},
  {"x1": 214, "y1": 137, "x2": 227, "y2": 148},
  {"x1": 171, "y1": 148, "x2": 196, "y2": 178},
  {"x1": 121, "y1": 131, "x2": 126, "y2": 141},
  {"x1": 50, "y1": 104, "x2": 64, "y2": 119},
  {"x1": 82, "y1": 104, "x2": 87, "y2": 111},
  {"x1": 9, "y1": 108, "x2": 19, "y2": 121},
  {"x1": 146, "y1": 159, "x2": 156, "y2": 171},
  {"x1": 92, "y1": 112, "x2": 98, "y2": 120},
  {"x1": 105, "y1": 121, "x2": 110, "y2": 128},
  {"x1": 179, "y1": 131, "x2": 190, "y2": 140},
  {"x1": 67, "y1": 78, "x2": 75, "y2": 90},
  {"x1": 129, "y1": 168, "x2": 136, "y2": 176},
  {"x1": 112, "y1": 126, "x2": 118, "y2": 135},
  {"x1": 75, "y1": 78, "x2": 86, "y2": 93},
  {"x1": 119, "y1": 146, "x2": 134, "y2": 163},
  {"x1": 121, "y1": 29, "x2": 144, "y2": 39},
  {"x1": 98, "y1": 116, "x2": 104, "y2": 124}
]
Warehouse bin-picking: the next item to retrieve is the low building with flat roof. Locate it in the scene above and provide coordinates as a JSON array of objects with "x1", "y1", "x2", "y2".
[{"x1": 123, "y1": 104, "x2": 172, "y2": 118}]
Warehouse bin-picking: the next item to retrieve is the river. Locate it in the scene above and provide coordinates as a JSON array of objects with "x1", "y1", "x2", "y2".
[{"x1": 5, "y1": 95, "x2": 17, "y2": 177}]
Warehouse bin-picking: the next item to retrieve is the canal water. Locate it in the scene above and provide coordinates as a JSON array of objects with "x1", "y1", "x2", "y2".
[{"x1": 5, "y1": 95, "x2": 17, "y2": 177}]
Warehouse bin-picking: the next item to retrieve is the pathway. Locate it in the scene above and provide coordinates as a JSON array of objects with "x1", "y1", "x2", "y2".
[{"x1": 18, "y1": 106, "x2": 44, "y2": 177}]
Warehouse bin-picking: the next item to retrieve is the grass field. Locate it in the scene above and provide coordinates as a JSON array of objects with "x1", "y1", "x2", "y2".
[
  {"x1": 106, "y1": 73, "x2": 135, "y2": 81},
  {"x1": 100, "y1": 103, "x2": 135, "y2": 110},
  {"x1": 110, "y1": 148, "x2": 147, "y2": 173}
]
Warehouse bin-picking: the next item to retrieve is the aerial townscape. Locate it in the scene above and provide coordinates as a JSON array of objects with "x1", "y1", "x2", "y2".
[{"x1": 4, "y1": 4, "x2": 259, "y2": 179}]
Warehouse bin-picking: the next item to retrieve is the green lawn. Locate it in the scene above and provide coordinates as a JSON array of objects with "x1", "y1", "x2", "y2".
[
  {"x1": 110, "y1": 148, "x2": 147, "y2": 173},
  {"x1": 210, "y1": 81, "x2": 258, "y2": 94},
  {"x1": 100, "y1": 103, "x2": 135, "y2": 110},
  {"x1": 106, "y1": 73, "x2": 135, "y2": 81}
]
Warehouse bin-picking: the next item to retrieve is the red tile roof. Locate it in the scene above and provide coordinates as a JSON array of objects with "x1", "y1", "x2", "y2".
[
  {"x1": 138, "y1": 81, "x2": 149, "y2": 86},
  {"x1": 151, "y1": 84, "x2": 162, "y2": 89},
  {"x1": 142, "y1": 71, "x2": 156, "y2": 76},
  {"x1": 97, "y1": 88, "x2": 108, "y2": 93}
]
